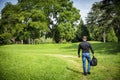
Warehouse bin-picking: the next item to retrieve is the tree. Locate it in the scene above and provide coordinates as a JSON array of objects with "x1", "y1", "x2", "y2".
[
  {"x1": 107, "y1": 27, "x2": 118, "y2": 42},
  {"x1": 0, "y1": 1, "x2": 48, "y2": 44},
  {"x1": 75, "y1": 19, "x2": 90, "y2": 41},
  {"x1": 0, "y1": 2, "x2": 20, "y2": 44},
  {"x1": 86, "y1": 0, "x2": 120, "y2": 42},
  {"x1": 103, "y1": 0, "x2": 120, "y2": 42},
  {"x1": 57, "y1": 22, "x2": 75, "y2": 42},
  {"x1": 86, "y1": 2, "x2": 105, "y2": 42},
  {"x1": 0, "y1": 0, "x2": 80, "y2": 44},
  {"x1": 47, "y1": 0, "x2": 80, "y2": 43}
]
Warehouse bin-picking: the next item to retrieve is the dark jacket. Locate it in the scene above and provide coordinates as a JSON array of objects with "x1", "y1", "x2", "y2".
[{"x1": 78, "y1": 41, "x2": 94, "y2": 56}]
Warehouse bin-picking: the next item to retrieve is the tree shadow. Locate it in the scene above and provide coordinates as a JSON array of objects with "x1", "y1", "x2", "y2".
[
  {"x1": 60, "y1": 42, "x2": 120, "y2": 55},
  {"x1": 59, "y1": 43, "x2": 78, "y2": 52},
  {"x1": 66, "y1": 67, "x2": 83, "y2": 74},
  {"x1": 92, "y1": 42, "x2": 120, "y2": 55}
]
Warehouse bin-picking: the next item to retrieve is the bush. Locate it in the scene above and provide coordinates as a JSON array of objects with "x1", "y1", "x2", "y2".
[
  {"x1": 107, "y1": 28, "x2": 118, "y2": 42},
  {"x1": 0, "y1": 32, "x2": 12, "y2": 45},
  {"x1": 34, "y1": 38, "x2": 53, "y2": 44}
]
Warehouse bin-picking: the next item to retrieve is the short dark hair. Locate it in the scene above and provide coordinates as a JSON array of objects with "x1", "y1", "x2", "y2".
[{"x1": 82, "y1": 36, "x2": 87, "y2": 39}]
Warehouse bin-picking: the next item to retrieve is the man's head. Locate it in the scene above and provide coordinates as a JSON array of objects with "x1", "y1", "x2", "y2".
[{"x1": 82, "y1": 36, "x2": 87, "y2": 41}]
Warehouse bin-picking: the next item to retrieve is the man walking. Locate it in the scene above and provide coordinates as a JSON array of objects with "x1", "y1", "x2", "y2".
[{"x1": 78, "y1": 36, "x2": 94, "y2": 75}]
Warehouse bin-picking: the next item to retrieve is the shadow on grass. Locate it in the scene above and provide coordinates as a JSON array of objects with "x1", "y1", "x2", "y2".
[
  {"x1": 66, "y1": 67, "x2": 83, "y2": 74},
  {"x1": 60, "y1": 42, "x2": 120, "y2": 55},
  {"x1": 92, "y1": 42, "x2": 120, "y2": 55}
]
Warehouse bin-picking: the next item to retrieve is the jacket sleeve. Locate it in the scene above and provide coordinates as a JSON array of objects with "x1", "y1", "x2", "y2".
[
  {"x1": 89, "y1": 43, "x2": 94, "y2": 54},
  {"x1": 78, "y1": 44, "x2": 81, "y2": 56}
]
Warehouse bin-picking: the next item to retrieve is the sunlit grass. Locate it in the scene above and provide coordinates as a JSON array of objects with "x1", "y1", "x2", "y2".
[{"x1": 0, "y1": 41, "x2": 120, "y2": 80}]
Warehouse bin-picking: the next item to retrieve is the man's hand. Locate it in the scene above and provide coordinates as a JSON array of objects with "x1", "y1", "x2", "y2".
[{"x1": 78, "y1": 55, "x2": 80, "y2": 58}]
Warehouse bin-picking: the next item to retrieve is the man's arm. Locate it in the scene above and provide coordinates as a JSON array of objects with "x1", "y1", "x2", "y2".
[
  {"x1": 78, "y1": 44, "x2": 81, "y2": 57},
  {"x1": 89, "y1": 44, "x2": 94, "y2": 54}
]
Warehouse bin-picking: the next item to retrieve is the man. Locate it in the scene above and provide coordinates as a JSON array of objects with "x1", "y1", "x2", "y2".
[{"x1": 78, "y1": 36, "x2": 94, "y2": 75}]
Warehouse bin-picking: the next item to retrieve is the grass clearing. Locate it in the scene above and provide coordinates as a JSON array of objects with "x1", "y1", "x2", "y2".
[{"x1": 0, "y1": 41, "x2": 120, "y2": 80}]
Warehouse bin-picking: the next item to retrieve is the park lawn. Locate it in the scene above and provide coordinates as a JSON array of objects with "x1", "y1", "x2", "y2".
[{"x1": 0, "y1": 41, "x2": 120, "y2": 80}]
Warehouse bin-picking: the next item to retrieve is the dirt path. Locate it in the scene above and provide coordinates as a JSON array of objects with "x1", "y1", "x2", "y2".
[
  {"x1": 44, "y1": 54, "x2": 89, "y2": 80},
  {"x1": 45, "y1": 54, "x2": 81, "y2": 68}
]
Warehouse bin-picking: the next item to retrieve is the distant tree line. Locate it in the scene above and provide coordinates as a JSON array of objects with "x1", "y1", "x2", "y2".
[{"x1": 0, "y1": 0, "x2": 119, "y2": 45}]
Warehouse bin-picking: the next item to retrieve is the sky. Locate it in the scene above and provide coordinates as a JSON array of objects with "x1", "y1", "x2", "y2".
[
  {"x1": 0, "y1": 0, "x2": 17, "y2": 11},
  {"x1": 72, "y1": 0, "x2": 102, "y2": 23},
  {"x1": 0, "y1": 0, "x2": 102, "y2": 23}
]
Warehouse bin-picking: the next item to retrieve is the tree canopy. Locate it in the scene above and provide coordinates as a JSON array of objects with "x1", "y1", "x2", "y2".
[
  {"x1": 86, "y1": 0, "x2": 120, "y2": 42},
  {"x1": 0, "y1": 0, "x2": 80, "y2": 44}
]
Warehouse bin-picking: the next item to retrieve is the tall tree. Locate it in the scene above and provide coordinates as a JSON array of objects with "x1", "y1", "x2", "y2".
[
  {"x1": 0, "y1": 0, "x2": 80, "y2": 44},
  {"x1": 101, "y1": 0, "x2": 120, "y2": 42},
  {"x1": 0, "y1": 2, "x2": 20, "y2": 44},
  {"x1": 57, "y1": 22, "x2": 75, "y2": 42},
  {"x1": 75, "y1": 19, "x2": 90, "y2": 41},
  {"x1": 86, "y1": 0, "x2": 120, "y2": 42},
  {"x1": 86, "y1": 2, "x2": 104, "y2": 42}
]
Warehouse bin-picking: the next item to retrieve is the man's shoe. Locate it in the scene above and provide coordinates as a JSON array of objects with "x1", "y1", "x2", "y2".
[
  {"x1": 88, "y1": 72, "x2": 91, "y2": 74},
  {"x1": 84, "y1": 72, "x2": 87, "y2": 76}
]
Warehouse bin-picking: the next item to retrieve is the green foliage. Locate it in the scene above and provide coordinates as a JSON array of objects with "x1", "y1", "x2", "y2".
[
  {"x1": 75, "y1": 19, "x2": 90, "y2": 42},
  {"x1": 86, "y1": 0, "x2": 120, "y2": 42},
  {"x1": 107, "y1": 28, "x2": 118, "y2": 42},
  {"x1": 0, "y1": 32, "x2": 12, "y2": 44},
  {"x1": 49, "y1": 0, "x2": 80, "y2": 43},
  {"x1": 0, "y1": 0, "x2": 80, "y2": 44},
  {"x1": 86, "y1": 2, "x2": 104, "y2": 41},
  {"x1": 57, "y1": 22, "x2": 75, "y2": 42},
  {"x1": 31, "y1": 9, "x2": 46, "y2": 21}
]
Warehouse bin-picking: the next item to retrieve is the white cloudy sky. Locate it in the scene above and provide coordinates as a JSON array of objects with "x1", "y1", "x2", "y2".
[{"x1": 0, "y1": 0, "x2": 102, "y2": 22}]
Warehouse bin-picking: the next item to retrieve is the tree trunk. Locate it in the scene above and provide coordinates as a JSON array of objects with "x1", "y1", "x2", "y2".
[
  {"x1": 21, "y1": 40, "x2": 23, "y2": 44},
  {"x1": 103, "y1": 28, "x2": 106, "y2": 43},
  {"x1": 52, "y1": 30, "x2": 55, "y2": 42},
  {"x1": 31, "y1": 39, "x2": 33, "y2": 44},
  {"x1": 28, "y1": 37, "x2": 30, "y2": 44}
]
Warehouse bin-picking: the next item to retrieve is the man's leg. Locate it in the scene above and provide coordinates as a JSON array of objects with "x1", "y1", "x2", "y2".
[
  {"x1": 86, "y1": 53, "x2": 91, "y2": 74},
  {"x1": 82, "y1": 53, "x2": 87, "y2": 75}
]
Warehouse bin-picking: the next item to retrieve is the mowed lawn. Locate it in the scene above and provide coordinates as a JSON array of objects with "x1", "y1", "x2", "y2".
[{"x1": 0, "y1": 41, "x2": 120, "y2": 80}]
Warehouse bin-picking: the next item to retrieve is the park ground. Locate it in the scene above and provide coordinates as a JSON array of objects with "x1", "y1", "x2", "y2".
[{"x1": 0, "y1": 41, "x2": 120, "y2": 80}]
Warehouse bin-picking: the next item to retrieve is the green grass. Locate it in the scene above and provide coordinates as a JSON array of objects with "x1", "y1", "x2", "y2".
[{"x1": 0, "y1": 41, "x2": 120, "y2": 80}]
